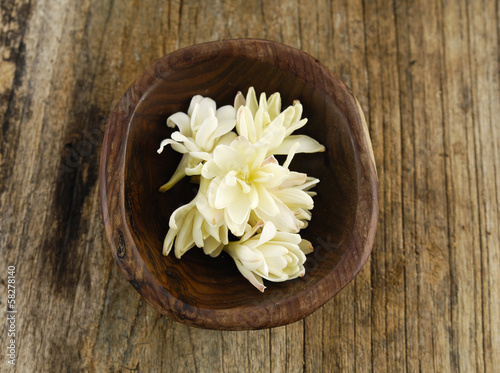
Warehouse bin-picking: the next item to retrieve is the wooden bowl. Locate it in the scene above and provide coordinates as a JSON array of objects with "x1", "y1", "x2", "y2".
[{"x1": 100, "y1": 39, "x2": 378, "y2": 330}]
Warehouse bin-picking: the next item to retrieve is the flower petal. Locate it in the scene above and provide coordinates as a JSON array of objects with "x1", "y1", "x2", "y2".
[
  {"x1": 256, "y1": 196, "x2": 302, "y2": 233},
  {"x1": 257, "y1": 243, "x2": 289, "y2": 257},
  {"x1": 202, "y1": 219, "x2": 220, "y2": 240},
  {"x1": 210, "y1": 243, "x2": 224, "y2": 258},
  {"x1": 286, "y1": 267, "x2": 305, "y2": 280},
  {"x1": 255, "y1": 185, "x2": 280, "y2": 216},
  {"x1": 245, "y1": 143, "x2": 267, "y2": 171},
  {"x1": 174, "y1": 209, "x2": 196, "y2": 258},
  {"x1": 272, "y1": 232, "x2": 302, "y2": 245},
  {"x1": 203, "y1": 236, "x2": 223, "y2": 257},
  {"x1": 267, "y1": 92, "x2": 281, "y2": 120},
  {"x1": 188, "y1": 151, "x2": 212, "y2": 161},
  {"x1": 233, "y1": 258, "x2": 266, "y2": 292},
  {"x1": 215, "y1": 131, "x2": 237, "y2": 146},
  {"x1": 162, "y1": 227, "x2": 177, "y2": 256},
  {"x1": 258, "y1": 116, "x2": 287, "y2": 152},
  {"x1": 215, "y1": 181, "x2": 240, "y2": 209},
  {"x1": 157, "y1": 139, "x2": 187, "y2": 154},
  {"x1": 171, "y1": 132, "x2": 199, "y2": 152},
  {"x1": 301, "y1": 176, "x2": 320, "y2": 190},
  {"x1": 278, "y1": 171, "x2": 308, "y2": 189},
  {"x1": 213, "y1": 118, "x2": 236, "y2": 138},
  {"x1": 224, "y1": 170, "x2": 238, "y2": 186},
  {"x1": 283, "y1": 141, "x2": 301, "y2": 169},
  {"x1": 206, "y1": 176, "x2": 222, "y2": 209},
  {"x1": 265, "y1": 256, "x2": 288, "y2": 273},
  {"x1": 257, "y1": 221, "x2": 277, "y2": 246},
  {"x1": 299, "y1": 239, "x2": 314, "y2": 254},
  {"x1": 245, "y1": 86, "x2": 259, "y2": 116},
  {"x1": 201, "y1": 159, "x2": 222, "y2": 180},
  {"x1": 191, "y1": 97, "x2": 217, "y2": 132},
  {"x1": 285, "y1": 118, "x2": 308, "y2": 136},
  {"x1": 237, "y1": 106, "x2": 257, "y2": 142},
  {"x1": 225, "y1": 243, "x2": 264, "y2": 270},
  {"x1": 259, "y1": 269, "x2": 288, "y2": 282},
  {"x1": 218, "y1": 223, "x2": 229, "y2": 244},
  {"x1": 168, "y1": 200, "x2": 196, "y2": 229},
  {"x1": 295, "y1": 208, "x2": 312, "y2": 222},
  {"x1": 259, "y1": 162, "x2": 289, "y2": 188},
  {"x1": 197, "y1": 196, "x2": 223, "y2": 227},
  {"x1": 216, "y1": 105, "x2": 236, "y2": 121},
  {"x1": 273, "y1": 188, "x2": 314, "y2": 210},
  {"x1": 185, "y1": 162, "x2": 203, "y2": 176},
  {"x1": 291, "y1": 100, "x2": 303, "y2": 123},
  {"x1": 252, "y1": 93, "x2": 268, "y2": 137},
  {"x1": 240, "y1": 220, "x2": 265, "y2": 242},
  {"x1": 227, "y1": 193, "x2": 252, "y2": 227},
  {"x1": 213, "y1": 143, "x2": 244, "y2": 171},
  {"x1": 196, "y1": 116, "x2": 218, "y2": 147},
  {"x1": 248, "y1": 184, "x2": 259, "y2": 209},
  {"x1": 167, "y1": 112, "x2": 192, "y2": 136},
  {"x1": 281, "y1": 105, "x2": 296, "y2": 128},
  {"x1": 187, "y1": 95, "x2": 203, "y2": 116},
  {"x1": 272, "y1": 135, "x2": 325, "y2": 155},
  {"x1": 192, "y1": 210, "x2": 204, "y2": 247},
  {"x1": 234, "y1": 91, "x2": 246, "y2": 111}
]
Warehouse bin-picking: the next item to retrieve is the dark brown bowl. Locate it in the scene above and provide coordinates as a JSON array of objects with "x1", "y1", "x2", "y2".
[{"x1": 100, "y1": 39, "x2": 378, "y2": 330}]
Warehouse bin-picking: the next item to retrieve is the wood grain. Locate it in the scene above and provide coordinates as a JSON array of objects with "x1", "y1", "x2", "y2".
[{"x1": 1, "y1": 0, "x2": 499, "y2": 371}]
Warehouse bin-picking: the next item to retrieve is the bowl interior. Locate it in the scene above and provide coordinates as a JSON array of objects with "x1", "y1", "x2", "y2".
[{"x1": 123, "y1": 53, "x2": 358, "y2": 310}]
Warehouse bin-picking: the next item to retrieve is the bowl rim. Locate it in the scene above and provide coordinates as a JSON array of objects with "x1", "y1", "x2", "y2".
[{"x1": 99, "y1": 38, "x2": 379, "y2": 330}]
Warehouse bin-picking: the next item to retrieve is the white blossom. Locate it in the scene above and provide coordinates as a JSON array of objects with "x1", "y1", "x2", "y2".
[
  {"x1": 248, "y1": 171, "x2": 320, "y2": 232},
  {"x1": 224, "y1": 221, "x2": 314, "y2": 292},
  {"x1": 158, "y1": 95, "x2": 237, "y2": 191},
  {"x1": 163, "y1": 178, "x2": 229, "y2": 259},
  {"x1": 234, "y1": 87, "x2": 325, "y2": 156},
  {"x1": 202, "y1": 136, "x2": 300, "y2": 236},
  {"x1": 158, "y1": 89, "x2": 324, "y2": 291}
]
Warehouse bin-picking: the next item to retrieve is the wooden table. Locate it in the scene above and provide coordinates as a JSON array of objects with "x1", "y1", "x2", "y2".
[{"x1": 1, "y1": 0, "x2": 498, "y2": 371}]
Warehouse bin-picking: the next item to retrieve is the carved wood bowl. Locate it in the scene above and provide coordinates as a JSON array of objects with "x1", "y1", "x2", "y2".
[{"x1": 100, "y1": 39, "x2": 378, "y2": 330}]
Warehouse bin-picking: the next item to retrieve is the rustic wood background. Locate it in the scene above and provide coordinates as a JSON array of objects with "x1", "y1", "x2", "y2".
[{"x1": 1, "y1": 0, "x2": 499, "y2": 371}]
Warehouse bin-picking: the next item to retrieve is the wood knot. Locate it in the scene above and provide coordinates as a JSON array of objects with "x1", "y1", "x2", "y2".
[{"x1": 117, "y1": 230, "x2": 126, "y2": 259}]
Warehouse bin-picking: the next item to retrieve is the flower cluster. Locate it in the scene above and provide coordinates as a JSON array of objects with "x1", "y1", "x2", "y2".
[{"x1": 158, "y1": 87, "x2": 324, "y2": 291}]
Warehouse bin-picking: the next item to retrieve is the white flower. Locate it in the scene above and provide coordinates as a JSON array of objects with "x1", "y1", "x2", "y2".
[
  {"x1": 201, "y1": 136, "x2": 293, "y2": 236},
  {"x1": 158, "y1": 95, "x2": 237, "y2": 191},
  {"x1": 201, "y1": 136, "x2": 320, "y2": 236},
  {"x1": 163, "y1": 178, "x2": 229, "y2": 259},
  {"x1": 249, "y1": 171, "x2": 320, "y2": 232},
  {"x1": 224, "y1": 221, "x2": 314, "y2": 292},
  {"x1": 158, "y1": 89, "x2": 322, "y2": 290},
  {"x1": 234, "y1": 87, "x2": 325, "y2": 156}
]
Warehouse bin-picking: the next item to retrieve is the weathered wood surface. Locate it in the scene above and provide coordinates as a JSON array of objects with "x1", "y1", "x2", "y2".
[{"x1": 0, "y1": 0, "x2": 498, "y2": 371}]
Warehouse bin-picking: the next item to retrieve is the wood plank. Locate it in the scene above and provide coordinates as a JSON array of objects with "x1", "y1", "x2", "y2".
[
  {"x1": 441, "y1": 0, "x2": 483, "y2": 371},
  {"x1": 415, "y1": 0, "x2": 453, "y2": 370},
  {"x1": 468, "y1": 0, "x2": 500, "y2": 371},
  {"x1": 363, "y1": 0, "x2": 406, "y2": 371},
  {"x1": 394, "y1": 1, "x2": 420, "y2": 371},
  {"x1": 286, "y1": 321, "x2": 304, "y2": 372},
  {"x1": 320, "y1": 1, "x2": 350, "y2": 371},
  {"x1": 321, "y1": 0, "x2": 372, "y2": 371},
  {"x1": 270, "y1": 326, "x2": 287, "y2": 372},
  {"x1": 304, "y1": 309, "x2": 323, "y2": 373},
  {"x1": 347, "y1": 0, "x2": 373, "y2": 370},
  {"x1": 248, "y1": 329, "x2": 270, "y2": 372}
]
